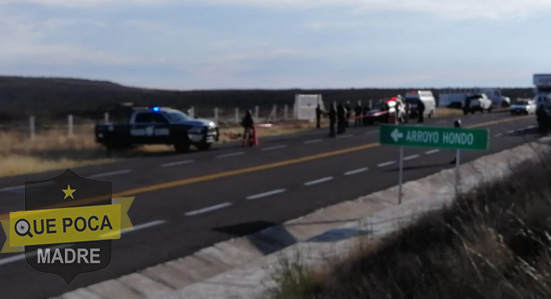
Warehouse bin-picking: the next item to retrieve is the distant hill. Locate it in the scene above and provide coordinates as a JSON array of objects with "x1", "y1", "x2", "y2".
[{"x1": 0, "y1": 76, "x2": 533, "y2": 123}]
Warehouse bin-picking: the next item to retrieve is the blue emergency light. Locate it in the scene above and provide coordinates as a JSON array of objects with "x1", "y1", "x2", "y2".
[{"x1": 151, "y1": 106, "x2": 161, "y2": 112}]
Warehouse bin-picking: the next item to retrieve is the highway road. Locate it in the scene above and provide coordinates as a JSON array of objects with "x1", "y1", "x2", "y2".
[{"x1": 0, "y1": 111, "x2": 542, "y2": 299}]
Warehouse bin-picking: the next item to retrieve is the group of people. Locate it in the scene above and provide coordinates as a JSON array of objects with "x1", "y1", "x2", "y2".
[
  {"x1": 240, "y1": 96, "x2": 430, "y2": 144},
  {"x1": 316, "y1": 101, "x2": 380, "y2": 137},
  {"x1": 389, "y1": 95, "x2": 425, "y2": 124},
  {"x1": 316, "y1": 102, "x2": 352, "y2": 137}
]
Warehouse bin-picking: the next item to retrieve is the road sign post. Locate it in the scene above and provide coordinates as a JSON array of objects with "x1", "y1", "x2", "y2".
[
  {"x1": 379, "y1": 124, "x2": 489, "y2": 204},
  {"x1": 399, "y1": 146, "x2": 404, "y2": 204}
]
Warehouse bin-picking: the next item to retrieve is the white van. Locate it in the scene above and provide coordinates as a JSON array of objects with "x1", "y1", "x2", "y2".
[{"x1": 404, "y1": 90, "x2": 436, "y2": 119}]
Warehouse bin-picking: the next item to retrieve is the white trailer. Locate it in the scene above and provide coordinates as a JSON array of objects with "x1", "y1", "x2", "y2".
[{"x1": 293, "y1": 94, "x2": 325, "y2": 121}]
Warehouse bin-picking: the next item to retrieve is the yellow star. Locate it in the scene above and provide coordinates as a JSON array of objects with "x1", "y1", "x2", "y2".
[{"x1": 62, "y1": 184, "x2": 76, "y2": 200}]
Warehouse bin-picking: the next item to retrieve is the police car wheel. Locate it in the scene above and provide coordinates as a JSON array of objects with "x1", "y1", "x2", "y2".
[
  {"x1": 196, "y1": 142, "x2": 211, "y2": 151},
  {"x1": 174, "y1": 140, "x2": 190, "y2": 153}
]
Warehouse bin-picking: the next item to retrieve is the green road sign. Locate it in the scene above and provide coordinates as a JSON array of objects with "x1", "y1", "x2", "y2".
[{"x1": 379, "y1": 124, "x2": 489, "y2": 150}]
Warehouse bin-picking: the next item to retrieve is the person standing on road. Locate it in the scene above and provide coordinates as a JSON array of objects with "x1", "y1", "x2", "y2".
[
  {"x1": 328, "y1": 104, "x2": 337, "y2": 137},
  {"x1": 316, "y1": 104, "x2": 322, "y2": 128},
  {"x1": 337, "y1": 103, "x2": 346, "y2": 134},
  {"x1": 354, "y1": 102, "x2": 362, "y2": 126},
  {"x1": 417, "y1": 99, "x2": 425, "y2": 123},
  {"x1": 362, "y1": 105, "x2": 370, "y2": 126},
  {"x1": 241, "y1": 109, "x2": 254, "y2": 147},
  {"x1": 345, "y1": 101, "x2": 351, "y2": 128},
  {"x1": 450, "y1": 119, "x2": 461, "y2": 164}
]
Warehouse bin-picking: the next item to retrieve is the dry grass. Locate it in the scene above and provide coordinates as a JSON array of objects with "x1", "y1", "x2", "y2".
[
  {"x1": 0, "y1": 130, "x2": 116, "y2": 177},
  {"x1": 267, "y1": 154, "x2": 551, "y2": 299},
  {"x1": 218, "y1": 120, "x2": 317, "y2": 143},
  {"x1": 433, "y1": 107, "x2": 465, "y2": 117},
  {"x1": 0, "y1": 121, "x2": 318, "y2": 177},
  {"x1": 0, "y1": 109, "x2": 478, "y2": 177}
]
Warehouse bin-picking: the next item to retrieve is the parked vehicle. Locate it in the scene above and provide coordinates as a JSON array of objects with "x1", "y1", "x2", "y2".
[
  {"x1": 404, "y1": 90, "x2": 436, "y2": 119},
  {"x1": 439, "y1": 88, "x2": 510, "y2": 108},
  {"x1": 536, "y1": 94, "x2": 551, "y2": 133},
  {"x1": 532, "y1": 74, "x2": 551, "y2": 133},
  {"x1": 95, "y1": 104, "x2": 220, "y2": 152},
  {"x1": 463, "y1": 93, "x2": 492, "y2": 114},
  {"x1": 510, "y1": 99, "x2": 536, "y2": 115}
]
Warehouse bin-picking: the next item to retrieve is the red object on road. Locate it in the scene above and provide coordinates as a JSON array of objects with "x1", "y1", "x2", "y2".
[{"x1": 249, "y1": 126, "x2": 258, "y2": 146}]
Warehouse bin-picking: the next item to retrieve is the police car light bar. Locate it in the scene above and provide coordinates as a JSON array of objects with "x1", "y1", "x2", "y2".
[{"x1": 151, "y1": 106, "x2": 161, "y2": 112}]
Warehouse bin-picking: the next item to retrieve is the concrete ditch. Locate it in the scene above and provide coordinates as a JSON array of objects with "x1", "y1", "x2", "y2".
[{"x1": 54, "y1": 137, "x2": 551, "y2": 299}]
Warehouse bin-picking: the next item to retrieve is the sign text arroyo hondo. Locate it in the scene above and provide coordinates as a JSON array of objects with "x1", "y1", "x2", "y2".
[{"x1": 379, "y1": 124, "x2": 489, "y2": 150}]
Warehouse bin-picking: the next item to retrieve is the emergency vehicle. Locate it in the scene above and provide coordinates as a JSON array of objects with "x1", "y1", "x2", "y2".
[{"x1": 95, "y1": 103, "x2": 220, "y2": 152}]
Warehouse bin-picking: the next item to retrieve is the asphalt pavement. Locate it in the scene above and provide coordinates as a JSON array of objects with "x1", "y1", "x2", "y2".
[{"x1": 0, "y1": 111, "x2": 541, "y2": 299}]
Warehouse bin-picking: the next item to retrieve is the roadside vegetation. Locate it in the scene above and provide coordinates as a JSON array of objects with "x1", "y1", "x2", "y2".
[
  {"x1": 0, "y1": 107, "x2": 495, "y2": 177},
  {"x1": 267, "y1": 152, "x2": 551, "y2": 299},
  {"x1": 0, "y1": 121, "x2": 318, "y2": 177}
]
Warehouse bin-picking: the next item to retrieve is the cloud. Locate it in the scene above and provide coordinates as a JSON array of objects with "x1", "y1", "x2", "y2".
[
  {"x1": 3, "y1": 0, "x2": 551, "y2": 20},
  {"x1": 0, "y1": 14, "x2": 146, "y2": 66}
]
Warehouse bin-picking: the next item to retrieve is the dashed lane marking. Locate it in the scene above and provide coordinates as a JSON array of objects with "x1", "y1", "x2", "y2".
[
  {"x1": 344, "y1": 168, "x2": 368, "y2": 176},
  {"x1": 185, "y1": 203, "x2": 233, "y2": 216},
  {"x1": 246, "y1": 189, "x2": 286, "y2": 200},
  {"x1": 304, "y1": 177, "x2": 334, "y2": 186}
]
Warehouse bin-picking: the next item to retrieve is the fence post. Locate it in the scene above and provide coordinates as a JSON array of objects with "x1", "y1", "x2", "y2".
[
  {"x1": 235, "y1": 108, "x2": 239, "y2": 124},
  {"x1": 284, "y1": 104, "x2": 288, "y2": 121},
  {"x1": 68, "y1": 114, "x2": 74, "y2": 137},
  {"x1": 214, "y1": 107, "x2": 219, "y2": 125},
  {"x1": 255, "y1": 106, "x2": 259, "y2": 120},
  {"x1": 104, "y1": 112, "x2": 109, "y2": 124},
  {"x1": 29, "y1": 116, "x2": 35, "y2": 141}
]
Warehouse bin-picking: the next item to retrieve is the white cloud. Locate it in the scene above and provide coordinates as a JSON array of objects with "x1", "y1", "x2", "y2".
[
  {"x1": 0, "y1": 14, "x2": 145, "y2": 66},
  {"x1": 3, "y1": 0, "x2": 551, "y2": 20}
]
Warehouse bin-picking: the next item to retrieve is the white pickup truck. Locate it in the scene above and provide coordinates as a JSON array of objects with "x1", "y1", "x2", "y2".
[{"x1": 463, "y1": 93, "x2": 493, "y2": 115}]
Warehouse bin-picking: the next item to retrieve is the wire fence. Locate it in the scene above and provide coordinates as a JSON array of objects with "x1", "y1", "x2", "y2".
[{"x1": 0, "y1": 104, "x2": 324, "y2": 141}]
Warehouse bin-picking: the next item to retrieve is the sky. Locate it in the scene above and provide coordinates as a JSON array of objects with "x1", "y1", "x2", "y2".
[{"x1": 0, "y1": 0, "x2": 550, "y2": 90}]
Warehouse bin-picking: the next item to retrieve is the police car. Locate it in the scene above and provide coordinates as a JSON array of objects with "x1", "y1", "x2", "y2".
[{"x1": 95, "y1": 104, "x2": 219, "y2": 152}]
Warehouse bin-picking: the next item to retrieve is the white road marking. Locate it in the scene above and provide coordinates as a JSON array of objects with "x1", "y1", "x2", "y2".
[
  {"x1": 0, "y1": 182, "x2": 56, "y2": 193},
  {"x1": 89, "y1": 169, "x2": 132, "y2": 179},
  {"x1": 403, "y1": 154, "x2": 420, "y2": 161},
  {"x1": 185, "y1": 202, "x2": 232, "y2": 216},
  {"x1": 506, "y1": 130, "x2": 515, "y2": 134},
  {"x1": 377, "y1": 161, "x2": 396, "y2": 167},
  {"x1": 344, "y1": 168, "x2": 368, "y2": 176},
  {"x1": 101, "y1": 220, "x2": 166, "y2": 238},
  {"x1": 494, "y1": 133, "x2": 503, "y2": 138},
  {"x1": 425, "y1": 149, "x2": 440, "y2": 155},
  {"x1": 304, "y1": 139, "x2": 322, "y2": 144},
  {"x1": 0, "y1": 220, "x2": 166, "y2": 266},
  {"x1": 0, "y1": 252, "x2": 27, "y2": 265},
  {"x1": 336, "y1": 134, "x2": 354, "y2": 139},
  {"x1": 262, "y1": 145, "x2": 287, "y2": 151},
  {"x1": 527, "y1": 125, "x2": 536, "y2": 129},
  {"x1": 217, "y1": 152, "x2": 245, "y2": 158},
  {"x1": 160, "y1": 160, "x2": 194, "y2": 167},
  {"x1": 0, "y1": 185, "x2": 24, "y2": 193},
  {"x1": 304, "y1": 177, "x2": 334, "y2": 186},
  {"x1": 246, "y1": 189, "x2": 286, "y2": 200},
  {"x1": 0, "y1": 244, "x2": 70, "y2": 266}
]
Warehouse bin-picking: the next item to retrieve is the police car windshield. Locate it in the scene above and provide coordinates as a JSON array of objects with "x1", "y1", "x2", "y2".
[{"x1": 163, "y1": 111, "x2": 191, "y2": 123}]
